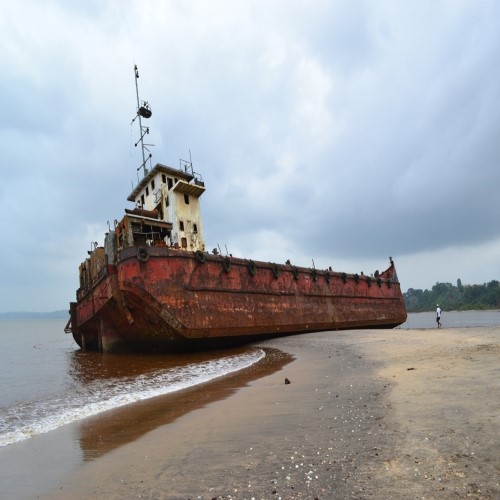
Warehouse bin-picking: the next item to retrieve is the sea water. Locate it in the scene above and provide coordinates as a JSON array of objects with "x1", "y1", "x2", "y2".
[
  {"x1": 0, "y1": 319, "x2": 265, "y2": 448},
  {"x1": 1, "y1": 311, "x2": 499, "y2": 449},
  {"x1": 401, "y1": 309, "x2": 500, "y2": 329}
]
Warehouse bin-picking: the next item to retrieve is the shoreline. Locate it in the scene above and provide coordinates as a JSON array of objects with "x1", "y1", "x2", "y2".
[{"x1": 2, "y1": 326, "x2": 499, "y2": 499}]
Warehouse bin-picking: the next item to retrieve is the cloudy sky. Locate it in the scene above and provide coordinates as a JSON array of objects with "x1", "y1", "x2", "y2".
[{"x1": 1, "y1": 0, "x2": 499, "y2": 312}]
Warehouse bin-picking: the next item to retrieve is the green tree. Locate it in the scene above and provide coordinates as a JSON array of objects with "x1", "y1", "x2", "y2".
[{"x1": 403, "y1": 279, "x2": 500, "y2": 312}]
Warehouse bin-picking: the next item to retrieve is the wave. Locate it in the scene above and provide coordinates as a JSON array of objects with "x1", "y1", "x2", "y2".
[{"x1": 0, "y1": 349, "x2": 265, "y2": 447}]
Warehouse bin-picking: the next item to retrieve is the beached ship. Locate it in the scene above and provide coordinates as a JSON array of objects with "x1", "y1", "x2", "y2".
[{"x1": 65, "y1": 66, "x2": 407, "y2": 352}]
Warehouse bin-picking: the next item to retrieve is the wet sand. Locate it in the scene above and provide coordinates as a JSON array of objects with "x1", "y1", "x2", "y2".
[{"x1": 22, "y1": 327, "x2": 500, "y2": 498}]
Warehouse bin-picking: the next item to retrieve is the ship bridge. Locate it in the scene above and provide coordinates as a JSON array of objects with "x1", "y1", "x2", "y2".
[{"x1": 126, "y1": 163, "x2": 206, "y2": 252}]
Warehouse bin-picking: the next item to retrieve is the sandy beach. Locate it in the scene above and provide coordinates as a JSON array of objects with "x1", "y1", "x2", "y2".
[{"x1": 23, "y1": 326, "x2": 500, "y2": 498}]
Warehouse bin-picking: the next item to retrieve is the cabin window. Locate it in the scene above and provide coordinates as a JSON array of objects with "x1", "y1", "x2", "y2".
[
  {"x1": 165, "y1": 195, "x2": 169, "y2": 207},
  {"x1": 146, "y1": 186, "x2": 149, "y2": 196},
  {"x1": 151, "y1": 180, "x2": 155, "y2": 190},
  {"x1": 181, "y1": 237, "x2": 188, "y2": 249},
  {"x1": 184, "y1": 194, "x2": 190, "y2": 204},
  {"x1": 193, "y1": 223, "x2": 198, "y2": 234},
  {"x1": 167, "y1": 177, "x2": 173, "y2": 190},
  {"x1": 162, "y1": 174, "x2": 166, "y2": 183},
  {"x1": 179, "y1": 221, "x2": 184, "y2": 231},
  {"x1": 141, "y1": 194, "x2": 145, "y2": 206}
]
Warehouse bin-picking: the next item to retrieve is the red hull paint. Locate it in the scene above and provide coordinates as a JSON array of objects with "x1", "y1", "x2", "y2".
[{"x1": 70, "y1": 247, "x2": 407, "y2": 352}]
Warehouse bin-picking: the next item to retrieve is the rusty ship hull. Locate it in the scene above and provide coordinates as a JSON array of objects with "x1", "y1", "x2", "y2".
[
  {"x1": 67, "y1": 66, "x2": 407, "y2": 352},
  {"x1": 69, "y1": 247, "x2": 407, "y2": 352}
]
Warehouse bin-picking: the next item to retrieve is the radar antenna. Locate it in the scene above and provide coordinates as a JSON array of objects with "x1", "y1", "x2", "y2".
[{"x1": 132, "y1": 65, "x2": 153, "y2": 176}]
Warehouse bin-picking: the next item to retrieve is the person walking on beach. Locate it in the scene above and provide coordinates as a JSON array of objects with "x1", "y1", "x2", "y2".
[{"x1": 436, "y1": 305, "x2": 442, "y2": 328}]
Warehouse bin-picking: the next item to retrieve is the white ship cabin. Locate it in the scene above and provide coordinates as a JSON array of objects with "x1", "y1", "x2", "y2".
[{"x1": 122, "y1": 163, "x2": 206, "y2": 252}]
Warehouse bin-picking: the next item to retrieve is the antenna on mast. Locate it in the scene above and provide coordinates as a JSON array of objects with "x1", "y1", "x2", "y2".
[{"x1": 132, "y1": 65, "x2": 153, "y2": 176}]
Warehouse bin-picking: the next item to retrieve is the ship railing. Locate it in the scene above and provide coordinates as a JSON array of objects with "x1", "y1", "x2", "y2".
[
  {"x1": 119, "y1": 228, "x2": 165, "y2": 249},
  {"x1": 153, "y1": 188, "x2": 162, "y2": 204},
  {"x1": 130, "y1": 230, "x2": 164, "y2": 246},
  {"x1": 76, "y1": 265, "x2": 109, "y2": 301}
]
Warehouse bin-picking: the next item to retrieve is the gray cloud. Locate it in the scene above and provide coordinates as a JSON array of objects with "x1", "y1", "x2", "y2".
[{"x1": 1, "y1": 0, "x2": 499, "y2": 311}]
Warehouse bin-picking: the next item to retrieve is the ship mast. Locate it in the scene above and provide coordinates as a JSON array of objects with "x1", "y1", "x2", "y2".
[{"x1": 133, "y1": 65, "x2": 153, "y2": 176}]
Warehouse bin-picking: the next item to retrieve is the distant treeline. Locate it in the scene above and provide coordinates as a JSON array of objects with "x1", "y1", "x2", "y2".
[
  {"x1": 0, "y1": 310, "x2": 68, "y2": 320},
  {"x1": 404, "y1": 279, "x2": 500, "y2": 312}
]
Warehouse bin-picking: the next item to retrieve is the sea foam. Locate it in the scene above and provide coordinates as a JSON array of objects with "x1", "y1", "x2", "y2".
[{"x1": 0, "y1": 349, "x2": 265, "y2": 447}]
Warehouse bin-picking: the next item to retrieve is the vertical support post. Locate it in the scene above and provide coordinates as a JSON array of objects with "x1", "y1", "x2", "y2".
[
  {"x1": 98, "y1": 319, "x2": 104, "y2": 353},
  {"x1": 98, "y1": 318, "x2": 120, "y2": 353}
]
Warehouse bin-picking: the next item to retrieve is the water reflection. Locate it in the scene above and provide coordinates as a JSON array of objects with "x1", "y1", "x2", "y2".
[
  {"x1": 68, "y1": 346, "x2": 255, "y2": 384},
  {"x1": 71, "y1": 347, "x2": 293, "y2": 460}
]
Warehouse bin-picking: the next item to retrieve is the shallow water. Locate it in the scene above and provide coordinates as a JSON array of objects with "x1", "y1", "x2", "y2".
[
  {"x1": 403, "y1": 309, "x2": 500, "y2": 329},
  {"x1": 1, "y1": 311, "x2": 499, "y2": 449},
  {"x1": 0, "y1": 320, "x2": 264, "y2": 448}
]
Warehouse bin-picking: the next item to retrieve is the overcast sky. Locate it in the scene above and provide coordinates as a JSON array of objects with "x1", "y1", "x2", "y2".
[{"x1": 1, "y1": 0, "x2": 499, "y2": 312}]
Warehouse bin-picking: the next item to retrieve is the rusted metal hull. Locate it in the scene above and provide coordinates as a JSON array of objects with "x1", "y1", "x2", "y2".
[{"x1": 69, "y1": 247, "x2": 407, "y2": 352}]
